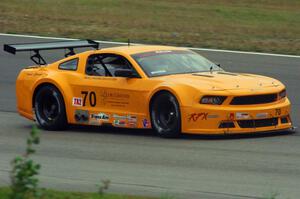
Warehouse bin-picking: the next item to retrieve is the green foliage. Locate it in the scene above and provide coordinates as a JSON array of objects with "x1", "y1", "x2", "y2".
[
  {"x1": 0, "y1": 187, "x2": 158, "y2": 199},
  {"x1": 159, "y1": 193, "x2": 176, "y2": 199},
  {"x1": 10, "y1": 126, "x2": 41, "y2": 199},
  {"x1": 1, "y1": 0, "x2": 300, "y2": 55},
  {"x1": 261, "y1": 190, "x2": 282, "y2": 199},
  {"x1": 263, "y1": 192, "x2": 279, "y2": 199},
  {"x1": 98, "y1": 179, "x2": 110, "y2": 196}
]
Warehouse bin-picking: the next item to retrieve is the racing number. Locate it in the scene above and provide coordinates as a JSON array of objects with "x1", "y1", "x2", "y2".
[
  {"x1": 81, "y1": 91, "x2": 88, "y2": 106},
  {"x1": 89, "y1": 92, "x2": 96, "y2": 107},
  {"x1": 81, "y1": 91, "x2": 96, "y2": 107}
]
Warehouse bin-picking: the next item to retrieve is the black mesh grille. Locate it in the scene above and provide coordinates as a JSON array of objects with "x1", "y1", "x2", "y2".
[
  {"x1": 237, "y1": 118, "x2": 278, "y2": 128},
  {"x1": 230, "y1": 94, "x2": 277, "y2": 105},
  {"x1": 219, "y1": 121, "x2": 235, "y2": 128},
  {"x1": 281, "y1": 117, "x2": 288, "y2": 124}
]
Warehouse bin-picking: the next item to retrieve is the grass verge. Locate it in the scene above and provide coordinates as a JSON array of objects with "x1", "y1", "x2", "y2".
[
  {"x1": 0, "y1": 187, "x2": 156, "y2": 199},
  {"x1": 0, "y1": 0, "x2": 299, "y2": 55}
]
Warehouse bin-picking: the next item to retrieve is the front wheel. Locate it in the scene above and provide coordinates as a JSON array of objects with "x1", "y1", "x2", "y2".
[
  {"x1": 150, "y1": 92, "x2": 181, "y2": 138},
  {"x1": 34, "y1": 85, "x2": 68, "y2": 130}
]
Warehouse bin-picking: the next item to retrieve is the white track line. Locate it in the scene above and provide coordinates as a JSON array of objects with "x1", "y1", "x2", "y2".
[{"x1": 0, "y1": 33, "x2": 299, "y2": 58}]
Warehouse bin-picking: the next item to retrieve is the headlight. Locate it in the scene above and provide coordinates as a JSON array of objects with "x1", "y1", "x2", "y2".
[
  {"x1": 279, "y1": 89, "x2": 286, "y2": 99},
  {"x1": 200, "y1": 96, "x2": 227, "y2": 105}
]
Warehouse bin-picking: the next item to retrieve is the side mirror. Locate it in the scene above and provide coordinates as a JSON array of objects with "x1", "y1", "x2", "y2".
[
  {"x1": 114, "y1": 69, "x2": 136, "y2": 78},
  {"x1": 215, "y1": 63, "x2": 221, "y2": 68}
]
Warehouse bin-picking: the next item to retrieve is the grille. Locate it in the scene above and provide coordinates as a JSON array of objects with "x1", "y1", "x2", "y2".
[
  {"x1": 237, "y1": 118, "x2": 278, "y2": 128},
  {"x1": 230, "y1": 94, "x2": 277, "y2": 105},
  {"x1": 219, "y1": 121, "x2": 235, "y2": 128},
  {"x1": 281, "y1": 117, "x2": 288, "y2": 124}
]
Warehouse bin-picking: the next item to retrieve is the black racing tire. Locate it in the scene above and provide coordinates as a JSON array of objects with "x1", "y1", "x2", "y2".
[
  {"x1": 34, "y1": 85, "x2": 68, "y2": 130},
  {"x1": 150, "y1": 92, "x2": 181, "y2": 138}
]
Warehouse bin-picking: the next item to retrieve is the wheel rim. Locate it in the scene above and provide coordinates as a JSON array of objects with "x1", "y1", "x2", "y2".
[
  {"x1": 37, "y1": 91, "x2": 60, "y2": 122},
  {"x1": 154, "y1": 96, "x2": 178, "y2": 129}
]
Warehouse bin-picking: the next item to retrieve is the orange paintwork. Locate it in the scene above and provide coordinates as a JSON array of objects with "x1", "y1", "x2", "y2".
[{"x1": 16, "y1": 45, "x2": 292, "y2": 134}]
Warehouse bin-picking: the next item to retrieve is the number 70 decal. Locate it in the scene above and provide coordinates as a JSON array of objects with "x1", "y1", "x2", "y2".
[{"x1": 81, "y1": 91, "x2": 97, "y2": 107}]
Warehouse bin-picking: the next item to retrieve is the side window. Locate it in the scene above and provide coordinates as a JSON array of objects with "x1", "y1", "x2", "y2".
[
  {"x1": 102, "y1": 55, "x2": 131, "y2": 75},
  {"x1": 86, "y1": 55, "x2": 106, "y2": 76},
  {"x1": 59, "y1": 58, "x2": 78, "y2": 71},
  {"x1": 86, "y1": 54, "x2": 139, "y2": 77}
]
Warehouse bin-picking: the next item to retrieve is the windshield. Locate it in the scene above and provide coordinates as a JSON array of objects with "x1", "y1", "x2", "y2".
[{"x1": 131, "y1": 50, "x2": 222, "y2": 77}]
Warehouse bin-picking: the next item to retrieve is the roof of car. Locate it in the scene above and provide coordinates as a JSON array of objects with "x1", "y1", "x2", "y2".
[{"x1": 99, "y1": 45, "x2": 187, "y2": 55}]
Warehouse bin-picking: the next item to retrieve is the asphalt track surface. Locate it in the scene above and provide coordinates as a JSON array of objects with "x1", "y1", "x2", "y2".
[{"x1": 0, "y1": 35, "x2": 299, "y2": 199}]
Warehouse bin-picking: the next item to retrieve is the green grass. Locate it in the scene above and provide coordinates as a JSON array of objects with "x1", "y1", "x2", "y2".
[
  {"x1": 0, "y1": 0, "x2": 299, "y2": 54},
  {"x1": 0, "y1": 187, "x2": 156, "y2": 199}
]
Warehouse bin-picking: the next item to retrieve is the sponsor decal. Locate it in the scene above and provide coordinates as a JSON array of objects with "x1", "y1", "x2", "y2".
[
  {"x1": 113, "y1": 114, "x2": 137, "y2": 120},
  {"x1": 207, "y1": 114, "x2": 219, "y2": 119},
  {"x1": 155, "y1": 50, "x2": 172, "y2": 54},
  {"x1": 188, "y1": 113, "x2": 208, "y2": 122},
  {"x1": 74, "y1": 110, "x2": 89, "y2": 123},
  {"x1": 113, "y1": 119, "x2": 126, "y2": 127},
  {"x1": 100, "y1": 91, "x2": 130, "y2": 99},
  {"x1": 256, "y1": 113, "x2": 269, "y2": 119},
  {"x1": 91, "y1": 113, "x2": 109, "y2": 121},
  {"x1": 85, "y1": 76, "x2": 117, "y2": 80},
  {"x1": 236, "y1": 112, "x2": 250, "y2": 119},
  {"x1": 142, "y1": 119, "x2": 150, "y2": 128},
  {"x1": 72, "y1": 97, "x2": 83, "y2": 106},
  {"x1": 128, "y1": 115, "x2": 137, "y2": 122},
  {"x1": 89, "y1": 114, "x2": 98, "y2": 125},
  {"x1": 113, "y1": 115, "x2": 138, "y2": 127},
  {"x1": 128, "y1": 121, "x2": 137, "y2": 128},
  {"x1": 128, "y1": 116, "x2": 137, "y2": 127},
  {"x1": 150, "y1": 70, "x2": 167, "y2": 75},
  {"x1": 89, "y1": 120, "x2": 99, "y2": 125},
  {"x1": 111, "y1": 114, "x2": 138, "y2": 127},
  {"x1": 113, "y1": 114, "x2": 127, "y2": 119},
  {"x1": 26, "y1": 72, "x2": 44, "y2": 76},
  {"x1": 100, "y1": 90, "x2": 130, "y2": 107}
]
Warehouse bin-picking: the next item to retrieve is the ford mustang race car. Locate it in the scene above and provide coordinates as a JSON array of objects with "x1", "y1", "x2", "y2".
[{"x1": 4, "y1": 40, "x2": 293, "y2": 137}]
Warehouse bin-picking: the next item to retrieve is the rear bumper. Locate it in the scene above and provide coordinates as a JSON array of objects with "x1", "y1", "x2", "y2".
[
  {"x1": 18, "y1": 109, "x2": 34, "y2": 120},
  {"x1": 181, "y1": 98, "x2": 292, "y2": 135}
]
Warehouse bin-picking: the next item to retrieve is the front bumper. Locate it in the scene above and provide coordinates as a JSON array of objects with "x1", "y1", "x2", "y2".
[{"x1": 181, "y1": 98, "x2": 292, "y2": 135}]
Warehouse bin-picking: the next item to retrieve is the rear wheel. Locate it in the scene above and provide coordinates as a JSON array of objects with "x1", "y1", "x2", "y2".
[
  {"x1": 34, "y1": 85, "x2": 67, "y2": 130},
  {"x1": 150, "y1": 92, "x2": 181, "y2": 138}
]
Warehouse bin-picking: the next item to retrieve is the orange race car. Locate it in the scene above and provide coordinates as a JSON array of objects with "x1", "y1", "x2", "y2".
[{"x1": 4, "y1": 40, "x2": 293, "y2": 137}]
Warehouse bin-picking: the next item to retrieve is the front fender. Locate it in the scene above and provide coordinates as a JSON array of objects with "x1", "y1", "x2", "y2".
[{"x1": 148, "y1": 83, "x2": 200, "y2": 108}]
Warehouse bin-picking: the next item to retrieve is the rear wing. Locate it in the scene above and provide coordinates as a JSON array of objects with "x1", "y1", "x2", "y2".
[{"x1": 3, "y1": 39, "x2": 99, "y2": 65}]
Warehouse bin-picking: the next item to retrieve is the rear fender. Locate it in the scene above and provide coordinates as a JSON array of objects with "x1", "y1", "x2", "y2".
[{"x1": 32, "y1": 77, "x2": 73, "y2": 122}]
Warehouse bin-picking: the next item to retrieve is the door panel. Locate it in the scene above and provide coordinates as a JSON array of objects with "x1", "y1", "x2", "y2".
[{"x1": 69, "y1": 52, "x2": 151, "y2": 128}]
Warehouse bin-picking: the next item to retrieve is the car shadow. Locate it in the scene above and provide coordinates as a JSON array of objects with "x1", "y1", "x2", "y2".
[
  {"x1": 22, "y1": 123, "x2": 297, "y2": 140},
  {"x1": 68, "y1": 124, "x2": 157, "y2": 138},
  {"x1": 180, "y1": 130, "x2": 296, "y2": 140},
  {"x1": 66, "y1": 124, "x2": 297, "y2": 140}
]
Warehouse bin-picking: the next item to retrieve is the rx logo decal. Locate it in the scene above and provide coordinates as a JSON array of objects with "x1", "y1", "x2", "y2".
[{"x1": 188, "y1": 113, "x2": 208, "y2": 122}]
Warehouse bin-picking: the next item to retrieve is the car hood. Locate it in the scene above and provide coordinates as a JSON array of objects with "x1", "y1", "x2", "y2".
[{"x1": 155, "y1": 71, "x2": 283, "y2": 91}]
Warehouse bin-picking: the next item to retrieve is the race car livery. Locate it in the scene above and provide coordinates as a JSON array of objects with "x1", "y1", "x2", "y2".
[{"x1": 4, "y1": 40, "x2": 293, "y2": 137}]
